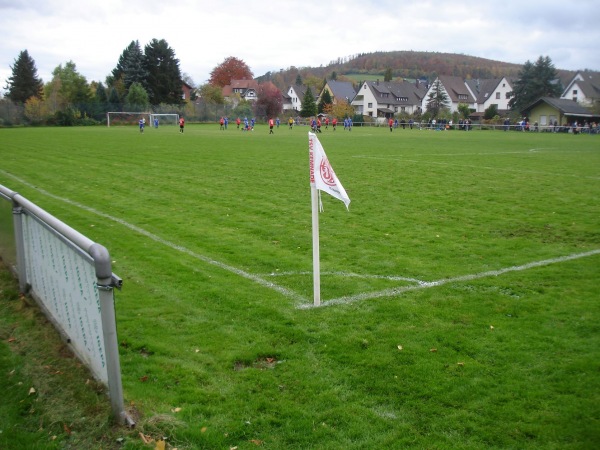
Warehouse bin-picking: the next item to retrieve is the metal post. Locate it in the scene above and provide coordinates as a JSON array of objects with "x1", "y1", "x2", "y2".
[
  {"x1": 89, "y1": 243, "x2": 134, "y2": 427},
  {"x1": 11, "y1": 202, "x2": 28, "y2": 293}
]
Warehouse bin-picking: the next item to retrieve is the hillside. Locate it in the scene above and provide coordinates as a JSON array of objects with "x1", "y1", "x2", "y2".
[{"x1": 257, "y1": 50, "x2": 576, "y2": 91}]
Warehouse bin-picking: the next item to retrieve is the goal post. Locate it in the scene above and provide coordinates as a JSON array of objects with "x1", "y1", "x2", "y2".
[
  {"x1": 106, "y1": 111, "x2": 151, "y2": 127},
  {"x1": 149, "y1": 113, "x2": 180, "y2": 127}
]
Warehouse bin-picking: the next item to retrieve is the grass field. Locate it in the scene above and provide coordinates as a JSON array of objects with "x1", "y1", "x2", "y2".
[{"x1": 1, "y1": 123, "x2": 599, "y2": 449}]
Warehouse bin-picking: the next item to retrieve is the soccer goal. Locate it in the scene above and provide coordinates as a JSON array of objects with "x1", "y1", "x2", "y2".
[
  {"x1": 149, "y1": 113, "x2": 180, "y2": 127},
  {"x1": 106, "y1": 111, "x2": 151, "y2": 127}
]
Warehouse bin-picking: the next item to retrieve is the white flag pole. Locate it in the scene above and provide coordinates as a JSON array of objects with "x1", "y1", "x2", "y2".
[{"x1": 311, "y1": 184, "x2": 321, "y2": 306}]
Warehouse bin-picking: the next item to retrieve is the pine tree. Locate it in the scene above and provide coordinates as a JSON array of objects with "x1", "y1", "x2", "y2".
[
  {"x1": 509, "y1": 56, "x2": 561, "y2": 112},
  {"x1": 300, "y1": 86, "x2": 317, "y2": 118},
  {"x1": 143, "y1": 39, "x2": 183, "y2": 105},
  {"x1": 5, "y1": 50, "x2": 44, "y2": 103},
  {"x1": 109, "y1": 41, "x2": 148, "y2": 92},
  {"x1": 425, "y1": 80, "x2": 450, "y2": 118},
  {"x1": 318, "y1": 89, "x2": 333, "y2": 114}
]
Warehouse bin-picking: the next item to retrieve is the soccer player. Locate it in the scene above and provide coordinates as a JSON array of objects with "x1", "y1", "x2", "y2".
[
  {"x1": 269, "y1": 118, "x2": 274, "y2": 134},
  {"x1": 179, "y1": 116, "x2": 185, "y2": 133},
  {"x1": 332, "y1": 117, "x2": 337, "y2": 131},
  {"x1": 139, "y1": 117, "x2": 145, "y2": 133},
  {"x1": 288, "y1": 117, "x2": 294, "y2": 129}
]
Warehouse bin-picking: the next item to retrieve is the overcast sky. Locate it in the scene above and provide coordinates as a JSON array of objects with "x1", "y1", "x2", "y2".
[{"x1": 1, "y1": 0, "x2": 598, "y2": 92}]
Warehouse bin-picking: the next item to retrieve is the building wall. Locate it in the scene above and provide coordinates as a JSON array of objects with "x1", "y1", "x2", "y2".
[{"x1": 529, "y1": 104, "x2": 562, "y2": 126}]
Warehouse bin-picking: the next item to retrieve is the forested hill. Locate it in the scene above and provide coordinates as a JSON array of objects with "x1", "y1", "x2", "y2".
[{"x1": 257, "y1": 50, "x2": 576, "y2": 89}]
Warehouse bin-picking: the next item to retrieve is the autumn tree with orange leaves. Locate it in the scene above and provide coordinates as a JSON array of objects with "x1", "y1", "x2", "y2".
[{"x1": 208, "y1": 56, "x2": 253, "y2": 87}]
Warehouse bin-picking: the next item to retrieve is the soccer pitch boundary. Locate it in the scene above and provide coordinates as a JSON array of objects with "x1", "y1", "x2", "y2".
[{"x1": 3, "y1": 169, "x2": 599, "y2": 310}]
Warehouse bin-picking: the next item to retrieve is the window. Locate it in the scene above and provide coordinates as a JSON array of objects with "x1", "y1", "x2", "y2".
[
  {"x1": 458, "y1": 94, "x2": 468, "y2": 100},
  {"x1": 396, "y1": 96, "x2": 408, "y2": 102},
  {"x1": 496, "y1": 92, "x2": 501, "y2": 99},
  {"x1": 572, "y1": 89, "x2": 578, "y2": 95},
  {"x1": 368, "y1": 102, "x2": 373, "y2": 108}
]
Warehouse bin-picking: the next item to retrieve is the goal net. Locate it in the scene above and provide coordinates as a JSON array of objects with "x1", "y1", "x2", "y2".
[
  {"x1": 106, "y1": 112, "x2": 151, "y2": 127},
  {"x1": 149, "y1": 113, "x2": 180, "y2": 127}
]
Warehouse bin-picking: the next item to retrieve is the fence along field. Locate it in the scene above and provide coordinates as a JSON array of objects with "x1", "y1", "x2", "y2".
[{"x1": 0, "y1": 124, "x2": 599, "y2": 448}]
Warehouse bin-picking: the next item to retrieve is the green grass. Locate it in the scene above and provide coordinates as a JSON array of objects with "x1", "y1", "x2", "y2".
[{"x1": 1, "y1": 124, "x2": 599, "y2": 449}]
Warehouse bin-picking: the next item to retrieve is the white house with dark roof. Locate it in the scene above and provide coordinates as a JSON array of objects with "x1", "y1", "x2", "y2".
[
  {"x1": 222, "y1": 79, "x2": 259, "y2": 104},
  {"x1": 561, "y1": 71, "x2": 600, "y2": 107},
  {"x1": 465, "y1": 77, "x2": 514, "y2": 114},
  {"x1": 284, "y1": 85, "x2": 307, "y2": 111},
  {"x1": 352, "y1": 80, "x2": 427, "y2": 118}
]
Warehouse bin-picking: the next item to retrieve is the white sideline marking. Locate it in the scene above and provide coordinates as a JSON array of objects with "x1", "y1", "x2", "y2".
[
  {"x1": 1, "y1": 171, "x2": 307, "y2": 303},
  {"x1": 297, "y1": 249, "x2": 600, "y2": 309}
]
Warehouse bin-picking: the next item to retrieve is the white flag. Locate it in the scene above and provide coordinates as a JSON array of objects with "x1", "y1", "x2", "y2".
[{"x1": 309, "y1": 132, "x2": 350, "y2": 209}]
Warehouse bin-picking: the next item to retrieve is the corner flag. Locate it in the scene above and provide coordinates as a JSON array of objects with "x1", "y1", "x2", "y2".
[
  {"x1": 309, "y1": 132, "x2": 350, "y2": 209},
  {"x1": 308, "y1": 132, "x2": 350, "y2": 306}
]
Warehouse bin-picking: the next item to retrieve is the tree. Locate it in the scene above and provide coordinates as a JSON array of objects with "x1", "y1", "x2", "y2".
[
  {"x1": 508, "y1": 56, "x2": 562, "y2": 112},
  {"x1": 295, "y1": 74, "x2": 302, "y2": 86},
  {"x1": 5, "y1": 50, "x2": 44, "y2": 103},
  {"x1": 457, "y1": 103, "x2": 471, "y2": 120},
  {"x1": 46, "y1": 61, "x2": 91, "y2": 108},
  {"x1": 198, "y1": 83, "x2": 224, "y2": 105},
  {"x1": 425, "y1": 80, "x2": 450, "y2": 118},
  {"x1": 24, "y1": 96, "x2": 48, "y2": 123},
  {"x1": 125, "y1": 82, "x2": 149, "y2": 111},
  {"x1": 483, "y1": 104, "x2": 499, "y2": 120},
  {"x1": 318, "y1": 89, "x2": 333, "y2": 114},
  {"x1": 300, "y1": 86, "x2": 317, "y2": 118},
  {"x1": 209, "y1": 56, "x2": 253, "y2": 88},
  {"x1": 143, "y1": 39, "x2": 183, "y2": 105},
  {"x1": 330, "y1": 99, "x2": 355, "y2": 119},
  {"x1": 384, "y1": 68, "x2": 393, "y2": 82},
  {"x1": 124, "y1": 41, "x2": 148, "y2": 90},
  {"x1": 255, "y1": 81, "x2": 282, "y2": 119}
]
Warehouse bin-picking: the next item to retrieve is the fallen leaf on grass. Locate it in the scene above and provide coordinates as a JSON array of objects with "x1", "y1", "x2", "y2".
[
  {"x1": 249, "y1": 439, "x2": 263, "y2": 446},
  {"x1": 139, "y1": 432, "x2": 154, "y2": 444},
  {"x1": 155, "y1": 440, "x2": 165, "y2": 450},
  {"x1": 457, "y1": 362, "x2": 465, "y2": 366},
  {"x1": 430, "y1": 348, "x2": 437, "y2": 352},
  {"x1": 140, "y1": 375, "x2": 149, "y2": 382},
  {"x1": 171, "y1": 407, "x2": 182, "y2": 413},
  {"x1": 28, "y1": 387, "x2": 36, "y2": 395},
  {"x1": 200, "y1": 426, "x2": 207, "y2": 433},
  {"x1": 397, "y1": 345, "x2": 403, "y2": 351},
  {"x1": 8, "y1": 337, "x2": 16, "y2": 343},
  {"x1": 490, "y1": 325, "x2": 494, "y2": 330},
  {"x1": 63, "y1": 423, "x2": 72, "y2": 435}
]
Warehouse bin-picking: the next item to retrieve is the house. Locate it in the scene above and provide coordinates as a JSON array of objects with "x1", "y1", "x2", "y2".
[
  {"x1": 561, "y1": 71, "x2": 600, "y2": 107},
  {"x1": 352, "y1": 80, "x2": 426, "y2": 118},
  {"x1": 283, "y1": 85, "x2": 318, "y2": 111},
  {"x1": 318, "y1": 80, "x2": 357, "y2": 106},
  {"x1": 181, "y1": 82, "x2": 194, "y2": 101},
  {"x1": 465, "y1": 77, "x2": 514, "y2": 115},
  {"x1": 422, "y1": 75, "x2": 476, "y2": 113},
  {"x1": 222, "y1": 79, "x2": 259, "y2": 104},
  {"x1": 521, "y1": 96, "x2": 598, "y2": 128}
]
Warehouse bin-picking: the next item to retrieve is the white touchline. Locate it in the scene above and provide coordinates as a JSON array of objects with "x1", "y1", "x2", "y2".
[
  {"x1": 1, "y1": 171, "x2": 308, "y2": 303},
  {"x1": 297, "y1": 249, "x2": 600, "y2": 309}
]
